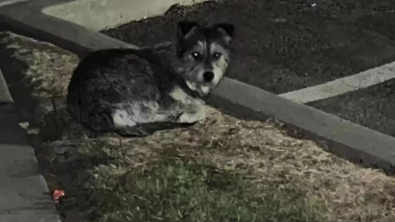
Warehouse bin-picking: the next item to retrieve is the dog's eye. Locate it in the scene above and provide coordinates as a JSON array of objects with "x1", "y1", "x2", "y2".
[
  {"x1": 213, "y1": 52, "x2": 222, "y2": 59},
  {"x1": 191, "y1": 52, "x2": 201, "y2": 59}
]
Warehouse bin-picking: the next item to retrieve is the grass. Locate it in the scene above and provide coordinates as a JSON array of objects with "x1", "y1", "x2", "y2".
[
  {"x1": 2, "y1": 30, "x2": 395, "y2": 222},
  {"x1": 64, "y1": 139, "x2": 327, "y2": 222}
]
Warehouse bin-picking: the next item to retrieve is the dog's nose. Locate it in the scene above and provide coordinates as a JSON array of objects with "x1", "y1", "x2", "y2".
[{"x1": 203, "y1": 72, "x2": 214, "y2": 82}]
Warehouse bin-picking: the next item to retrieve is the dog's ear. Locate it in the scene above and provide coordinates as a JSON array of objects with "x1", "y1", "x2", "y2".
[
  {"x1": 215, "y1": 23, "x2": 235, "y2": 38},
  {"x1": 177, "y1": 21, "x2": 200, "y2": 40}
]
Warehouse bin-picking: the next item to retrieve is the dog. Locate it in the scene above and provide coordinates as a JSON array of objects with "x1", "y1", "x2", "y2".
[{"x1": 66, "y1": 21, "x2": 235, "y2": 137}]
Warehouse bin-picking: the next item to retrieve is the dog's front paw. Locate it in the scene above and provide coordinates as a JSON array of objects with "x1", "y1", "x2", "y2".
[{"x1": 177, "y1": 110, "x2": 206, "y2": 123}]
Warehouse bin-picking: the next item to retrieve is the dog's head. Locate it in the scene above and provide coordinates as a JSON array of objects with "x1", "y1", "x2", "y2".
[{"x1": 175, "y1": 21, "x2": 235, "y2": 96}]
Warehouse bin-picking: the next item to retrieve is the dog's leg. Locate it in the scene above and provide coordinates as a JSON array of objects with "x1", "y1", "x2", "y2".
[
  {"x1": 115, "y1": 126, "x2": 151, "y2": 138},
  {"x1": 177, "y1": 105, "x2": 206, "y2": 124},
  {"x1": 141, "y1": 122, "x2": 196, "y2": 133}
]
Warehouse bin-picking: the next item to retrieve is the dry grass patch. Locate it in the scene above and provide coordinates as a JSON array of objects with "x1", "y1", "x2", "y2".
[{"x1": 2, "y1": 31, "x2": 395, "y2": 222}]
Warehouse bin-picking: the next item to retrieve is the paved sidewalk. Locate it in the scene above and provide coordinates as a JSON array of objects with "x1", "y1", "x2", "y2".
[{"x1": 0, "y1": 68, "x2": 60, "y2": 222}]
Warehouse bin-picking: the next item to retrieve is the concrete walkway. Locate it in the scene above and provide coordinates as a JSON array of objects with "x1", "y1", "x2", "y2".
[{"x1": 0, "y1": 68, "x2": 60, "y2": 221}]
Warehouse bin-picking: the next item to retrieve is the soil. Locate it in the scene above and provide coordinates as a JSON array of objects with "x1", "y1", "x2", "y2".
[{"x1": 103, "y1": 0, "x2": 395, "y2": 94}]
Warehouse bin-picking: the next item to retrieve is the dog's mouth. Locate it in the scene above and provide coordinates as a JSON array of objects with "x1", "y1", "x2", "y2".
[
  {"x1": 191, "y1": 75, "x2": 218, "y2": 87},
  {"x1": 185, "y1": 80, "x2": 213, "y2": 96},
  {"x1": 181, "y1": 67, "x2": 224, "y2": 96}
]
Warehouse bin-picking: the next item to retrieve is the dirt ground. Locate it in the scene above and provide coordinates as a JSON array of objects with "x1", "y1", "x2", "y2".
[
  {"x1": 1, "y1": 31, "x2": 395, "y2": 221},
  {"x1": 103, "y1": 0, "x2": 395, "y2": 94}
]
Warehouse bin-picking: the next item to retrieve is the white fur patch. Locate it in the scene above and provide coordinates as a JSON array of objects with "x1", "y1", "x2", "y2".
[
  {"x1": 169, "y1": 86, "x2": 206, "y2": 123},
  {"x1": 198, "y1": 40, "x2": 205, "y2": 48},
  {"x1": 112, "y1": 101, "x2": 167, "y2": 128},
  {"x1": 186, "y1": 81, "x2": 197, "y2": 91},
  {"x1": 113, "y1": 109, "x2": 136, "y2": 127},
  {"x1": 170, "y1": 86, "x2": 204, "y2": 105},
  {"x1": 212, "y1": 56, "x2": 227, "y2": 85},
  {"x1": 178, "y1": 109, "x2": 206, "y2": 123},
  {"x1": 186, "y1": 80, "x2": 211, "y2": 96},
  {"x1": 170, "y1": 86, "x2": 190, "y2": 102},
  {"x1": 210, "y1": 43, "x2": 228, "y2": 86},
  {"x1": 200, "y1": 86, "x2": 210, "y2": 94}
]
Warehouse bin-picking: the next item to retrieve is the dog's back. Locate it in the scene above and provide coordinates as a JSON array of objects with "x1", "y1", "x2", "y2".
[{"x1": 67, "y1": 48, "x2": 166, "y2": 132}]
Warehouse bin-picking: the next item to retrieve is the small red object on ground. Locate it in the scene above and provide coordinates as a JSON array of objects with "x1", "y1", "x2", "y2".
[{"x1": 52, "y1": 189, "x2": 65, "y2": 203}]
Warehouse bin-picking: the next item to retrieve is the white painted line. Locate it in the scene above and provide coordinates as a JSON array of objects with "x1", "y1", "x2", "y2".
[
  {"x1": 0, "y1": 68, "x2": 13, "y2": 102},
  {"x1": 0, "y1": 0, "x2": 28, "y2": 7},
  {"x1": 279, "y1": 61, "x2": 395, "y2": 104}
]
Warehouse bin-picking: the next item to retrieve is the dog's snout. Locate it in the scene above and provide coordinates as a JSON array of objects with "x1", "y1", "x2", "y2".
[{"x1": 203, "y1": 72, "x2": 214, "y2": 82}]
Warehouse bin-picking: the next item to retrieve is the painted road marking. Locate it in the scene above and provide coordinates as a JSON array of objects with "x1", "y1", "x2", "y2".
[
  {"x1": 0, "y1": 69, "x2": 13, "y2": 102},
  {"x1": 279, "y1": 61, "x2": 395, "y2": 104},
  {"x1": 0, "y1": 0, "x2": 28, "y2": 7}
]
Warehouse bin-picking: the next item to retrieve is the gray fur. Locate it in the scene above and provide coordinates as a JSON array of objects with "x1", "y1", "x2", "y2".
[{"x1": 66, "y1": 21, "x2": 235, "y2": 137}]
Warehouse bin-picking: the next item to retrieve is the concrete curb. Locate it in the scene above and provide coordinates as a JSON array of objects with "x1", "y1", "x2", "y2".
[
  {"x1": 211, "y1": 78, "x2": 395, "y2": 173},
  {"x1": 1, "y1": 6, "x2": 395, "y2": 176},
  {"x1": 0, "y1": 69, "x2": 60, "y2": 221},
  {"x1": 0, "y1": 68, "x2": 12, "y2": 102}
]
